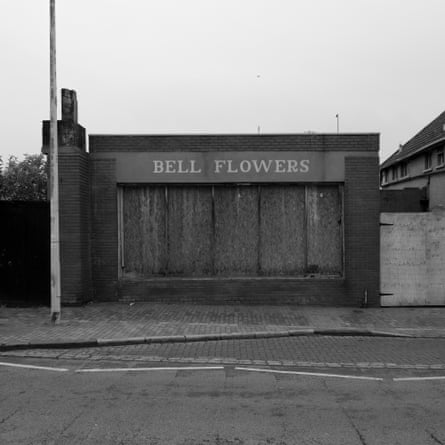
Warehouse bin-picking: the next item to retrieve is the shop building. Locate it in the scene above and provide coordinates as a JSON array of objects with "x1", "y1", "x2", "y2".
[{"x1": 43, "y1": 89, "x2": 380, "y2": 306}]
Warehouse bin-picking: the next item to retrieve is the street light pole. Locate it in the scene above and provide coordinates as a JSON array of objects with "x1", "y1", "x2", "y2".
[{"x1": 49, "y1": 0, "x2": 61, "y2": 322}]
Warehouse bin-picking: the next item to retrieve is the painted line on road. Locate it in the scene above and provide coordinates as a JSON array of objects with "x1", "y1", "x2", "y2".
[
  {"x1": 0, "y1": 361, "x2": 68, "y2": 372},
  {"x1": 393, "y1": 376, "x2": 445, "y2": 382},
  {"x1": 75, "y1": 366, "x2": 225, "y2": 373},
  {"x1": 235, "y1": 367, "x2": 383, "y2": 381}
]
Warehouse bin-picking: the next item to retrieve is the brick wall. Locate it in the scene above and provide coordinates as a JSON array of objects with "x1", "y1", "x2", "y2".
[
  {"x1": 90, "y1": 134, "x2": 379, "y2": 153},
  {"x1": 344, "y1": 157, "x2": 380, "y2": 306},
  {"x1": 118, "y1": 278, "x2": 347, "y2": 305},
  {"x1": 58, "y1": 147, "x2": 91, "y2": 304},
  {"x1": 90, "y1": 158, "x2": 118, "y2": 300}
]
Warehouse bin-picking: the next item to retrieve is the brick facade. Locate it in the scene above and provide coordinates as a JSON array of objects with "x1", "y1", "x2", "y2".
[{"x1": 85, "y1": 135, "x2": 380, "y2": 306}]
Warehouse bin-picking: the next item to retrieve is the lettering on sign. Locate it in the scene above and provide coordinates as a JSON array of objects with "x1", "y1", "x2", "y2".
[
  {"x1": 152, "y1": 159, "x2": 310, "y2": 174},
  {"x1": 153, "y1": 160, "x2": 202, "y2": 174}
]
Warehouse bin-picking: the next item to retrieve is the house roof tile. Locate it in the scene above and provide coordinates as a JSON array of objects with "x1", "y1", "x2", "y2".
[{"x1": 381, "y1": 111, "x2": 445, "y2": 169}]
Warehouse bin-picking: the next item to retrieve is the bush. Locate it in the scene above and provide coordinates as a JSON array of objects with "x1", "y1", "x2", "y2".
[{"x1": 0, "y1": 154, "x2": 48, "y2": 201}]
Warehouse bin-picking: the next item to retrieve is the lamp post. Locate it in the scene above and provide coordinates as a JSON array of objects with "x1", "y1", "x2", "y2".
[{"x1": 49, "y1": 0, "x2": 61, "y2": 322}]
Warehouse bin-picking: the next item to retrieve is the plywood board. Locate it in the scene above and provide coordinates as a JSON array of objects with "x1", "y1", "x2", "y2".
[
  {"x1": 306, "y1": 185, "x2": 342, "y2": 274},
  {"x1": 214, "y1": 185, "x2": 259, "y2": 276},
  {"x1": 259, "y1": 185, "x2": 306, "y2": 275},
  {"x1": 427, "y1": 210, "x2": 445, "y2": 305},
  {"x1": 167, "y1": 186, "x2": 213, "y2": 276},
  {"x1": 381, "y1": 211, "x2": 445, "y2": 306},
  {"x1": 123, "y1": 186, "x2": 167, "y2": 276}
]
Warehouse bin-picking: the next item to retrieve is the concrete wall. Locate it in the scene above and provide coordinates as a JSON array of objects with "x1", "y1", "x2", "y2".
[{"x1": 381, "y1": 210, "x2": 445, "y2": 306}]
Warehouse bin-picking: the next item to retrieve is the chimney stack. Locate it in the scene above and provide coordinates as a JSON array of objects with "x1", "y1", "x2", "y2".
[{"x1": 61, "y1": 88, "x2": 78, "y2": 123}]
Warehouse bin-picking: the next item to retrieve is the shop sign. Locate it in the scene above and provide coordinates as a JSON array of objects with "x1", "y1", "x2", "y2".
[
  {"x1": 152, "y1": 158, "x2": 310, "y2": 175},
  {"x1": 94, "y1": 151, "x2": 370, "y2": 182}
]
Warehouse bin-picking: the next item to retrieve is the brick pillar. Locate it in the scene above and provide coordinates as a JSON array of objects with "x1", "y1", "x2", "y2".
[
  {"x1": 42, "y1": 89, "x2": 91, "y2": 304},
  {"x1": 344, "y1": 156, "x2": 380, "y2": 306},
  {"x1": 90, "y1": 158, "x2": 118, "y2": 300}
]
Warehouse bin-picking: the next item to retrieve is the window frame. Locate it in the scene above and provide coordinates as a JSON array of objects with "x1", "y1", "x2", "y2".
[
  {"x1": 424, "y1": 152, "x2": 433, "y2": 171},
  {"x1": 437, "y1": 149, "x2": 445, "y2": 168},
  {"x1": 400, "y1": 162, "x2": 408, "y2": 178}
]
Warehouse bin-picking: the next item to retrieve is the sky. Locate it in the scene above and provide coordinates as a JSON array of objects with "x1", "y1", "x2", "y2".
[{"x1": 1, "y1": 0, "x2": 444, "y2": 163}]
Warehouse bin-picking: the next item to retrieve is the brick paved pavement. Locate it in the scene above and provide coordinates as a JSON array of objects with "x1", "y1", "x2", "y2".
[
  {"x1": 1, "y1": 303, "x2": 445, "y2": 348},
  {"x1": 3, "y1": 336, "x2": 445, "y2": 370}
]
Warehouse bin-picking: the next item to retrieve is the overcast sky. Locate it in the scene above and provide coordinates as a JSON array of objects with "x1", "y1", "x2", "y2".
[{"x1": 1, "y1": 0, "x2": 444, "y2": 163}]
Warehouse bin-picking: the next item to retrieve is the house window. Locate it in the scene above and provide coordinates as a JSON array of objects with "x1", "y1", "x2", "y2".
[
  {"x1": 392, "y1": 166, "x2": 398, "y2": 181},
  {"x1": 437, "y1": 150, "x2": 444, "y2": 167},
  {"x1": 380, "y1": 170, "x2": 387, "y2": 185},
  {"x1": 400, "y1": 162, "x2": 408, "y2": 177},
  {"x1": 424, "y1": 153, "x2": 432, "y2": 170}
]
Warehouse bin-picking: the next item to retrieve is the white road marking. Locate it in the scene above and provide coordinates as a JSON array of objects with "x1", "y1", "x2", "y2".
[
  {"x1": 235, "y1": 367, "x2": 383, "y2": 381},
  {"x1": 0, "y1": 361, "x2": 68, "y2": 372},
  {"x1": 393, "y1": 376, "x2": 445, "y2": 382},
  {"x1": 76, "y1": 366, "x2": 225, "y2": 373}
]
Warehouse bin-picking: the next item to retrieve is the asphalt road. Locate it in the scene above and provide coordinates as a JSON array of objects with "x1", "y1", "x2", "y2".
[{"x1": 1, "y1": 357, "x2": 445, "y2": 445}]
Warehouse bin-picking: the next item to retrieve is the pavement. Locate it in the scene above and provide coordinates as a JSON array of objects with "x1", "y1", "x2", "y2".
[{"x1": 0, "y1": 303, "x2": 444, "y2": 352}]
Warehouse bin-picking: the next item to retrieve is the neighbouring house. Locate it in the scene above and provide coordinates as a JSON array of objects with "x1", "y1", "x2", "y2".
[{"x1": 380, "y1": 111, "x2": 445, "y2": 210}]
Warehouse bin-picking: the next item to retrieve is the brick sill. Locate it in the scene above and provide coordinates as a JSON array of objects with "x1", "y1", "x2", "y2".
[{"x1": 120, "y1": 275, "x2": 345, "y2": 282}]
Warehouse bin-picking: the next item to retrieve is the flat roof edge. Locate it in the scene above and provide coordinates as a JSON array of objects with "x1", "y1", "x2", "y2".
[{"x1": 89, "y1": 133, "x2": 380, "y2": 137}]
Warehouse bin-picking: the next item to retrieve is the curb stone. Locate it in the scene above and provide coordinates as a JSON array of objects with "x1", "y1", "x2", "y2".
[
  {"x1": 0, "y1": 328, "x2": 420, "y2": 352},
  {"x1": 2, "y1": 349, "x2": 445, "y2": 370}
]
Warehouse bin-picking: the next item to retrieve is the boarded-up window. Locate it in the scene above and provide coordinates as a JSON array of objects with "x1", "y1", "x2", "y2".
[
  {"x1": 121, "y1": 184, "x2": 343, "y2": 278},
  {"x1": 306, "y1": 186, "x2": 343, "y2": 274},
  {"x1": 214, "y1": 186, "x2": 259, "y2": 276},
  {"x1": 123, "y1": 186, "x2": 166, "y2": 276},
  {"x1": 259, "y1": 185, "x2": 306, "y2": 275},
  {"x1": 167, "y1": 186, "x2": 213, "y2": 276}
]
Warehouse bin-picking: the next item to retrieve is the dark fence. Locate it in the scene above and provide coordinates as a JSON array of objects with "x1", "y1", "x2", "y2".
[
  {"x1": 380, "y1": 188, "x2": 428, "y2": 213},
  {"x1": 0, "y1": 201, "x2": 49, "y2": 305}
]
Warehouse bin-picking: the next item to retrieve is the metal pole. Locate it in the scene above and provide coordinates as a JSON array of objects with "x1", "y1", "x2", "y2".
[
  {"x1": 50, "y1": 0, "x2": 61, "y2": 322},
  {"x1": 336, "y1": 114, "x2": 340, "y2": 134}
]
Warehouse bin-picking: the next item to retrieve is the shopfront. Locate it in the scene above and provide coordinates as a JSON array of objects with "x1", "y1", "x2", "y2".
[{"x1": 44, "y1": 90, "x2": 380, "y2": 306}]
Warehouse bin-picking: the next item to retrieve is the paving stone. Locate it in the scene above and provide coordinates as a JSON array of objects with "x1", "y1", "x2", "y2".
[
  {"x1": 1, "y1": 304, "x2": 445, "y2": 371},
  {"x1": 1, "y1": 304, "x2": 445, "y2": 350}
]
